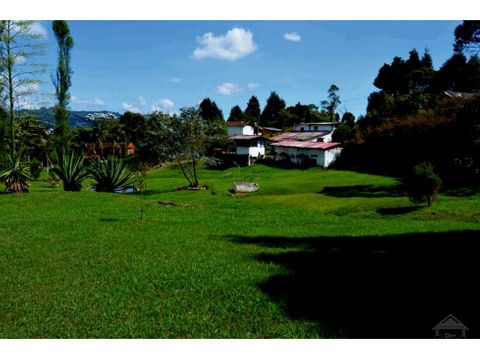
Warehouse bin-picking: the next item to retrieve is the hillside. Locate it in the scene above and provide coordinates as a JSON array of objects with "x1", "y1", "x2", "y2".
[{"x1": 18, "y1": 107, "x2": 121, "y2": 128}]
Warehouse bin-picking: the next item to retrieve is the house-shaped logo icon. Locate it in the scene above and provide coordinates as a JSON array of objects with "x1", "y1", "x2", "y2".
[{"x1": 433, "y1": 314, "x2": 468, "y2": 338}]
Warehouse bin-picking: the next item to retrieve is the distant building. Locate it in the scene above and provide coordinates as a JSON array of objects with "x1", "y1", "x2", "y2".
[
  {"x1": 85, "y1": 142, "x2": 135, "y2": 160},
  {"x1": 293, "y1": 122, "x2": 340, "y2": 133},
  {"x1": 226, "y1": 120, "x2": 265, "y2": 166},
  {"x1": 269, "y1": 122, "x2": 342, "y2": 168}
]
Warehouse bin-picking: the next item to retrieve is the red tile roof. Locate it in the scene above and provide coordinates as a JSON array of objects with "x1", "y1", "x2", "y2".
[{"x1": 271, "y1": 140, "x2": 340, "y2": 150}]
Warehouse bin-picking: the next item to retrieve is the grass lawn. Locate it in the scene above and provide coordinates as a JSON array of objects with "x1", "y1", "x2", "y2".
[{"x1": 1, "y1": 164, "x2": 479, "y2": 338}]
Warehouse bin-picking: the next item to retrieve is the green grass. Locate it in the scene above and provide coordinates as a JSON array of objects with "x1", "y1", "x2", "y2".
[{"x1": 0, "y1": 165, "x2": 479, "y2": 338}]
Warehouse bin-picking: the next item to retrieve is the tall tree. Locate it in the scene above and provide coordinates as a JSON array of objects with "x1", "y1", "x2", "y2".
[
  {"x1": 454, "y1": 21, "x2": 480, "y2": 55},
  {"x1": 228, "y1": 105, "x2": 243, "y2": 122},
  {"x1": 366, "y1": 49, "x2": 436, "y2": 123},
  {"x1": 156, "y1": 108, "x2": 208, "y2": 188},
  {"x1": 0, "y1": 20, "x2": 45, "y2": 154},
  {"x1": 341, "y1": 112, "x2": 356, "y2": 128},
  {"x1": 321, "y1": 84, "x2": 341, "y2": 122},
  {"x1": 244, "y1": 96, "x2": 261, "y2": 123},
  {"x1": 199, "y1": 98, "x2": 224, "y2": 122},
  {"x1": 434, "y1": 53, "x2": 480, "y2": 93},
  {"x1": 198, "y1": 98, "x2": 226, "y2": 153},
  {"x1": 119, "y1": 111, "x2": 146, "y2": 145},
  {"x1": 260, "y1": 91, "x2": 286, "y2": 128},
  {"x1": 52, "y1": 20, "x2": 74, "y2": 151}
]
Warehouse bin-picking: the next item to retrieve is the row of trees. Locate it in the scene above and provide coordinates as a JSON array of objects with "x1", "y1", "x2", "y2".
[{"x1": 223, "y1": 85, "x2": 344, "y2": 130}]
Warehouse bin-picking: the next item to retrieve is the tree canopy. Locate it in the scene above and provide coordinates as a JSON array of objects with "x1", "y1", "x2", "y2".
[
  {"x1": 260, "y1": 92, "x2": 286, "y2": 128},
  {"x1": 321, "y1": 84, "x2": 341, "y2": 122},
  {"x1": 199, "y1": 98, "x2": 224, "y2": 123},
  {"x1": 228, "y1": 105, "x2": 243, "y2": 122},
  {"x1": 244, "y1": 96, "x2": 261, "y2": 124},
  {"x1": 454, "y1": 20, "x2": 480, "y2": 54}
]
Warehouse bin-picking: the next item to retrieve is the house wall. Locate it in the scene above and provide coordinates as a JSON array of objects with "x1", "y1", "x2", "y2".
[
  {"x1": 227, "y1": 125, "x2": 255, "y2": 137},
  {"x1": 272, "y1": 145, "x2": 341, "y2": 168},
  {"x1": 236, "y1": 139, "x2": 265, "y2": 158},
  {"x1": 324, "y1": 147, "x2": 342, "y2": 168}
]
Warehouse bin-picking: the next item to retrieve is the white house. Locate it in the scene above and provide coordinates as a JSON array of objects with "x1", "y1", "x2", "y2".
[
  {"x1": 269, "y1": 122, "x2": 342, "y2": 168},
  {"x1": 226, "y1": 121, "x2": 265, "y2": 166},
  {"x1": 270, "y1": 140, "x2": 342, "y2": 168}
]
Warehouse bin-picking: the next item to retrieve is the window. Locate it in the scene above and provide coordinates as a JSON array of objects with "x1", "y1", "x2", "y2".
[{"x1": 314, "y1": 126, "x2": 318, "y2": 130}]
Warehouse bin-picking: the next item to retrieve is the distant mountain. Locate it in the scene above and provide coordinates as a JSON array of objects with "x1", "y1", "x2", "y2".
[{"x1": 18, "y1": 107, "x2": 122, "y2": 128}]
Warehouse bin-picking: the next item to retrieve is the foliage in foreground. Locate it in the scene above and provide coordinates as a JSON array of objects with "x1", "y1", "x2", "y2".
[
  {"x1": 403, "y1": 162, "x2": 442, "y2": 206},
  {"x1": 0, "y1": 150, "x2": 30, "y2": 193},
  {"x1": 51, "y1": 150, "x2": 90, "y2": 191},
  {"x1": 90, "y1": 156, "x2": 135, "y2": 192}
]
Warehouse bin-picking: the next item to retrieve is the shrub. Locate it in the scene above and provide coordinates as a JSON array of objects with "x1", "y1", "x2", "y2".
[
  {"x1": 90, "y1": 156, "x2": 135, "y2": 192},
  {"x1": 51, "y1": 150, "x2": 90, "y2": 191},
  {"x1": 404, "y1": 162, "x2": 442, "y2": 206},
  {"x1": 0, "y1": 150, "x2": 30, "y2": 193},
  {"x1": 30, "y1": 158, "x2": 42, "y2": 180}
]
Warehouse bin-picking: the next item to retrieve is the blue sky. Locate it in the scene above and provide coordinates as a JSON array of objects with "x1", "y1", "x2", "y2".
[{"x1": 31, "y1": 20, "x2": 461, "y2": 118}]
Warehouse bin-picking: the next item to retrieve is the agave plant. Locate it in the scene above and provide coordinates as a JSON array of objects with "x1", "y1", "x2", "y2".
[
  {"x1": 0, "y1": 150, "x2": 31, "y2": 193},
  {"x1": 51, "y1": 150, "x2": 90, "y2": 191},
  {"x1": 90, "y1": 156, "x2": 135, "y2": 192}
]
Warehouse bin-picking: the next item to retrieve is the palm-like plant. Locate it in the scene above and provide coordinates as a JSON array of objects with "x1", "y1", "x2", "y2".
[
  {"x1": 0, "y1": 150, "x2": 31, "y2": 193},
  {"x1": 51, "y1": 150, "x2": 90, "y2": 191},
  {"x1": 90, "y1": 156, "x2": 135, "y2": 192}
]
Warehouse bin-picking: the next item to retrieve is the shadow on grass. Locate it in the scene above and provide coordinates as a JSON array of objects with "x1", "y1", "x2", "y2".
[
  {"x1": 376, "y1": 206, "x2": 421, "y2": 216},
  {"x1": 231, "y1": 230, "x2": 480, "y2": 338},
  {"x1": 442, "y1": 186, "x2": 480, "y2": 197},
  {"x1": 320, "y1": 185, "x2": 402, "y2": 198},
  {"x1": 123, "y1": 188, "x2": 178, "y2": 197}
]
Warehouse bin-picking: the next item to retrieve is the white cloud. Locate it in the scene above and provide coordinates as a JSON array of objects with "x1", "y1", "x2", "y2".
[
  {"x1": 151, "y1": 98, "x2": 175, "y2": 112},
  {"x1": 122, "y1": 102, "x2": 140, "y2": 113},
  {"x1": 247, "y1": 83, "x2": 260, "y2": 89},
  {"x1": 160, "y1": 99, "x2": 174, "y2": 108},
  {"x1": 71, "y1": 95, "x2": 106, "y2": 106},
  {"x1": 216, "y1": 82, "x2": 241, "y2": 96},
  {"x1": 284, "y1": 32, "x2": 301, "y2": 42},
  {"x1": 169, "y1": 78, "x2": 181, "y2": 83},
  {"x1": 29, "y1": 21, "x2": 48, "y2": 37},
  {"x1": 138, "y1": 96, "x2": 147, "y2": 106},
  {"x1": 193, "y1": 27, "x2": 257, "y2": 62}
]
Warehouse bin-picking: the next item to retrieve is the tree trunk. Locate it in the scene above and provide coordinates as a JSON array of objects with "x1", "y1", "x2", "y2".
[
  {"x1": 176, "y1": 159, "x2": 193, "y2": 187},
  {"x1": 191, "y1": 148, "x2": 198, "y2": 188}
]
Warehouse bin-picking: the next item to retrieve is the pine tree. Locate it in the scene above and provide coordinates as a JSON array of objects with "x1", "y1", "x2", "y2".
[
  {"x1": 52, "y1": 20, "x2": 74, "y2": 152},
  {"x1": 244, "y1": 96, "x2": 261, "y2": 124}
]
